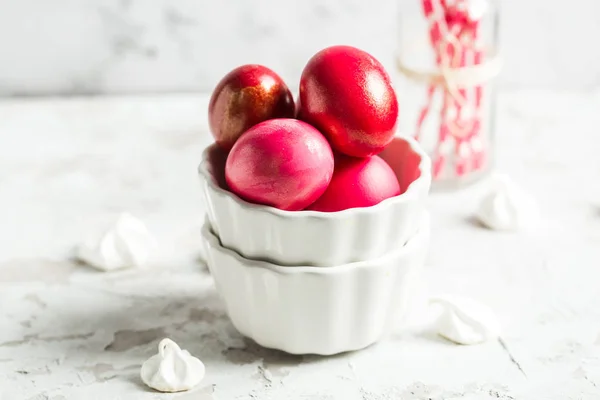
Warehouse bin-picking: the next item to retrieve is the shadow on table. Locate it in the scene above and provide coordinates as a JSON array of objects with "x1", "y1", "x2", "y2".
[{"x1": 2, "y1": 255, "x2": 364, "y2": 382}]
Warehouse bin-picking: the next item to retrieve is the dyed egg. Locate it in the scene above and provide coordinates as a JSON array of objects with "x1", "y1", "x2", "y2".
[
  {"x1": 306, "y1": 155, "x2": 400, "y2": 212},
  {"x1": 225, "y1": 119, "x2": 334, "y2": 211},
  {"x1": 299, "y1": 46, "x2": 399, "y2": 157},
  {"x1": 209, "y1": 65, "x2": 295, "y2": 150}
]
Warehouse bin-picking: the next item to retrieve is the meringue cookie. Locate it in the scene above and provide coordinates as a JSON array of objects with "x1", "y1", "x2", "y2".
[
  {"x1": 141, "y1": 338, "x2": 205, "y2": 393},
  {"x1": 76, "y1": 213, "x2": 156, "y2": 271},
  {"x1": 476, "y1": 174, "x2": 539, "y2": 231},
  {"x1": 431, "y1": 295, "x2": 500, "y2": 345}
]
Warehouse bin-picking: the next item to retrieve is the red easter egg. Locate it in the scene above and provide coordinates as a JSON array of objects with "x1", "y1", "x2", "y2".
[
  {"x1": 299, "y1": 46, "x2": 399, "y2": 157},
  {"x1": 209, "y1": 65, "x2": 295, "y2": 150},
  {"x1": 306, "y1": 155, "x2": 400, "y2": 212},
  {"x1": 225, "y1": 119, "x2": 334, "y2": 211}
]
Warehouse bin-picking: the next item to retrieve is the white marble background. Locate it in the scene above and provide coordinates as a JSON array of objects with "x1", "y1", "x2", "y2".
[{"x1": 0, "y1": 0, "x2": 599, "y2": 95}]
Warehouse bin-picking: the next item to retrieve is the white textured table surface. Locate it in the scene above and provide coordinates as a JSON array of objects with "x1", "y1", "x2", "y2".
[{"x1": 0, "y1": 91, "x2": 599, "y2": 400}]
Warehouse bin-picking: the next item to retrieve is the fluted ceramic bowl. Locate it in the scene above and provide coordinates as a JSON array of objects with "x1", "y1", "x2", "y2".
[
  {"x1": 198, "y1": 136, "x2": 431, "y2": 267},
  {"x1": 201, "y1": 212, "x2": 430, "y2": 355}
]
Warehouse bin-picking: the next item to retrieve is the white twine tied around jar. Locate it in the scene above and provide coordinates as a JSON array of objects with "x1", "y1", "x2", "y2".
[{"x1": 396, "y1": 47, "x2": 503, "y2": 108}]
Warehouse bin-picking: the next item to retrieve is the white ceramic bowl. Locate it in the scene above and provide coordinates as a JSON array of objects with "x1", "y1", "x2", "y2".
[
  {"x1": 201, "y1": 212, "x2": 430, "y2": 355},
  {"x1": 199, "y1": 136, "x2": 431, "y2": 267}
]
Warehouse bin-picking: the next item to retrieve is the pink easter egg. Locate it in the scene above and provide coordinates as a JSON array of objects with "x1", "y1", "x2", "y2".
[
  {"x1": 225, "y1": 119, "x2": 334, "y2": 211},
  {"x1": 306, "y1": 155, "x2": 400, "y2": 212}
]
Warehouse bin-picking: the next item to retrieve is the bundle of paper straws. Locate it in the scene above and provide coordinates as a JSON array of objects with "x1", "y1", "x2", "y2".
[{"x1": 412, "y1": 0, "x2": 500, "y2": 180}]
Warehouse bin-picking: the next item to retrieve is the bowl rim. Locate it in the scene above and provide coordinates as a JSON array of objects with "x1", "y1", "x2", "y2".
[
  {"x1": 198, "y1": 135, "x2": 431, "y2": 219},
  {"x1": 202, "y1": 212, "x2": 429, "y2": 274}
]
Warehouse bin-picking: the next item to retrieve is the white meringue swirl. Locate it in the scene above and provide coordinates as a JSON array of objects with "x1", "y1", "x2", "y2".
[
  {"x1": 476, "y1": 174, "x2": 539, "y2": 231},
  {"x1": 431, "y1": 295, "x2": 501, "y2": 345},
  {"x1": 141, "y1": 338, "x2": 205, "y2": 393},
  {"x1": 77, "y1": 213, "x2": 155, "y2": 271}
]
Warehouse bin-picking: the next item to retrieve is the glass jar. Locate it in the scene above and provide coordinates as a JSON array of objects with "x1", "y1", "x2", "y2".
[{"x1": 396, "y1": 0, "x2": 501, "y2": 189}]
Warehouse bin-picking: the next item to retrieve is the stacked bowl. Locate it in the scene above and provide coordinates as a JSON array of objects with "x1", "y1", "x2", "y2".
[{"x1": 199, "y1": 136, "x2": 431, "y2": 355}]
